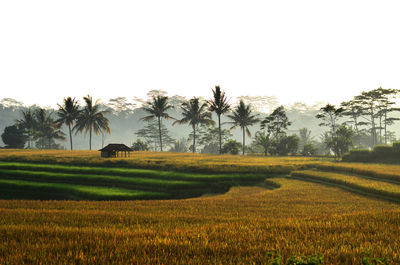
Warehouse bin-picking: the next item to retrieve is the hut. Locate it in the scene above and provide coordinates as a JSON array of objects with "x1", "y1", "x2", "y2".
[{"x1": 99, "y1": 144, "x2": 133, "y2": 158}]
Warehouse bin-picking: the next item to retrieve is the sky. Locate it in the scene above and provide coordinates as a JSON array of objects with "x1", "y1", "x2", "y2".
[{"x1": 1, "y1": 0, "x2": 400, "y2": 108}]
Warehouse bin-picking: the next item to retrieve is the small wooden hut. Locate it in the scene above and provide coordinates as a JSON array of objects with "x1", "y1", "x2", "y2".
[{"x1": 99, "y1": 144, "x2": 133, "y2": 158}]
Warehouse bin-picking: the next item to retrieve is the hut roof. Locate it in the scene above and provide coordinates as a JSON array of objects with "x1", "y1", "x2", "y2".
[{"x1": 99, "y1": 144, "x2": 132, "y2": 152}]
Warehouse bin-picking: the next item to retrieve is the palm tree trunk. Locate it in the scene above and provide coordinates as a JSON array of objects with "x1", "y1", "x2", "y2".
[
  {"x1": 89, "y1": 126, "x2": 92, "y2": 151},
  {"x1": 68, "y1": 124, "x2": 73, "y2": 150},
  {"x1": 384, "y1": 110, "x2": 387, "y2": 144},
  {"x1": 218, "y1": 114, "x2": 222, "y2": 154},
  {"x1": 193, "y1": 125, "x2": 196, "y2": 153},
  {"x1": 242, "y1": 127, "x2": 245, "y2": 155},
  {"x1": 158, "y1": 117, "x2": 163, "y2": 152}
]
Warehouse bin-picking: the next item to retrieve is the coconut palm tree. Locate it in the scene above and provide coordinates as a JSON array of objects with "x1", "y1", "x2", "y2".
[
  {"x1": 141, "y1": 95, "x2": 174, "y2": 152},
  {"x1": 74, "y1": 95, "x2": 110, "y2": 150},
  {"x1": 16, "y1": 108, "x2": 35, "y2": 148},
  {"x1": 227, "y1": 100, "x2": 260, "y2": 155},
  {"x1": 34, "y1": 108, "x2": 65, "y2": 149},
  {"x1": 208, "y1": 86, "x2": 230, "y2": 154},
  {"x1": 56, "y1": 97, "x2": 80, "y2": 150},
  {"x1": 173, "y1": 97, "x2": 215, "y2": 153}
]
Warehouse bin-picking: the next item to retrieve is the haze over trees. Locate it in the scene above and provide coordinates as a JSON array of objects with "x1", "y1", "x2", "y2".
[{"x1": 1, "y1": 86, "x2": 400, "y2": 158}]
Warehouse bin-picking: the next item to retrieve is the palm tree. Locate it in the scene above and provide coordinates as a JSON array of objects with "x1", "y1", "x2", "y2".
[
  {"x1": 208, "y1": 86, "x2": 230, "y2": 154},
  {"x1": 141, "y1": 95, "x2": 174, "y2": 152},
  {"x1": 16, "y1": 108, "x2": 35, "y2": 148},
  {"x1": 227, "y1": 100, "x2": 260, "y2": 155},
  {"x1": 74, "y1": 95, "x2": 110, "y2": 150},
  {"x1": 173, "y1": 97, "x2": 215, "y2": 153},
  {"x1": 34, "y1": 108, "x2": 65, "y2": 149},
  {"x1": 56, "y1": 97, "x2": 80, "y2": 150}
]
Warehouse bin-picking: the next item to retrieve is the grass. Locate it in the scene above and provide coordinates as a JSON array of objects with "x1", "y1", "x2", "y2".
[
  {"x1": 1, "y1": 178, "x2": 399, "y2": 264},
  {"x1": 1, "y1": 150, "x2": 400, "y2": 263},
  {"x1": 291, "y1": 169, "x2": 400, "y2": 202},
  {"x1": 0, "y1": 161, "x2": 276, "y2": 200}
]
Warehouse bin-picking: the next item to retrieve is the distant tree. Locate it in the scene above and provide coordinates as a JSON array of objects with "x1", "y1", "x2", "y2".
[
  {"x1": 1, "y1": 125, "x2": 26, "y2": 148},
  {"x1": 131, "y1": 139, "x2": 150, "y2": 151},
  {"x1": 208, "y1": 86, "x2": 231, "y2": 154},
  {"x1": 34, "y1": 108, "x2": 66, "y2": 149},
  {"x1": 301, "y1": 142, "x2": 317, "y2": 156},
  {"x1": 169, "y1": 138, "x2": 189, "y2": 153},
  {"x1": 74, "y1": 95, "x2": 110, "y2": 150},
  {"x1": 56, "y1": 97, "x2": 80, "y2": 150},
  {"x1": 261, "y1": 106, "x2": 291, "y2": 139},
  {"x1": 354, "y1": 89, "x2": 382, "y2": 146},
  {"x1": 221, "y1": 139, "x2": 242, "y2": 155},
  {"x1": 141, "y1": 95, "x2": 174, "y2": 152},
  {"x1": 197, "y1": 125, "x2": 232, "y2": 154},
  {"x1": 135, "y1": 120, "x2": 175, "y2": 151},
  {"x1": 227, "y1": 100, "x2": 260, "y2": 155},
  {"x1": 316, "y1": 104, "x2": 345, "y2": 159},
  {"x1": 173, "y1": 97, "x2": 215, "y2": 153},
  {"x1": 107, "y1": 97, "x2": 136, "y2": 114},
  {"x1": 16, "y1": 108, "x2": 35, "y2": 148},
  {"x1": 271, "y1": 134, "x2": 299, "y2": 156},
  {"x1": 322, "y1": 125, "x2": 353, "y2": 157},
  {"x1": 252, "y1": 131, "x2": 272, "y2": 156}
]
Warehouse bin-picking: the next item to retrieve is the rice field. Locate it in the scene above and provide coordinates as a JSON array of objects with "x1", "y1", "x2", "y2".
[{"x1": 1, "y1": 149, "x2": 400, "y2": 264}]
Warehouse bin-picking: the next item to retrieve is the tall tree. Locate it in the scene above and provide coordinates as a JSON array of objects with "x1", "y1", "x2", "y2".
[
  {"x1": 135, "y1": 120, "x2": 175, "y2": 151},
  {"x1": 34, "y1": 108, "x2": 66, "y2": 149},
  {"x1": 16, "y1": 108, "x2": 35, "y2": 148},
  {"x1": 173, "y1": 97, "x2": 215, "y2": 153},
  {"x1": 141, "y1": 95, "x2": 174, "y2": 152},
  {"x1": 261, "y1": 106, "x2": 291, "y2": 139},
  {"x1": 56, "y1": 97, "x2": 80, "y2": 150},
  {"x1": 208, "y1": 86, "x2": 230, "y2": 154},
  {"x1": 74, "y1": 95, "x2": 110, "y2": 150},
  {"x1": 316, "y1": 104, "x2": 345, "y2": 159},
  {"x1": 354, "y1": 90, "x2": 382, "y2": 146},
  {"x1": 227, "y1": 100, "x2": 260, "y2": 155}
]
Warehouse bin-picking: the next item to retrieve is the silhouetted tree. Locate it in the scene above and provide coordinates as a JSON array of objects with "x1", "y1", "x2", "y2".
[
  {"x1": 227, "y1": 100, "x2": 260, "y2": 155},
  {"x1": 316, "y1": 104, "x2": 346, "y2": 159},
  {"x1": 1, "y1": 125, "x2": 26, "y2": 148},
  {"x1": 141, "y1": 95, "x2": 174, "y2": 152},
  {"x1": 74, "y1": 95, "x2": 110, "y2": 150},
  {"x1": 252, "y1": 131, "x2": 272, "y2": 156},
  {"x1": 173, "y1": 97, "x2": 215, "y2": 153},
  {"x1": 16, "y1": 108, "x2": 35, "y2": 148},
  {"x1": 208, "y1": 86, "x2": 230, "y2": 154},
  {"x1": 34, "y1": 108, "x2": 66, "y2": 149},
  {"x1": 135, "y1": 120, "x2": 175, "y2": 151},
  {"x1": 56, "y1": 97, "x2": 80, "y2": 150},
  {"x1": 261, "y1": 106, "x2": 291, "y2": 139}
]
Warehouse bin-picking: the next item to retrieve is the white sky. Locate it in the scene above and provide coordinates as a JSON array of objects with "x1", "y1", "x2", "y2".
[{"x1": 1, "y1": 0, "x2": 400, "y2": 108}]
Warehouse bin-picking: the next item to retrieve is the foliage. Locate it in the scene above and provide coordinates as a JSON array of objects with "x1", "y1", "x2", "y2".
[
  {"x1": 74, "y1": 95, "x2": 110, "y2": 150},
  {"x1": 169, "y1": 138, "x2": 189, "y2": 153},
  {"x1": 141, "y1": 95, "x2": 174, "y2": 152},
  {"x1": 221, "y1": 139, "x2": 242, "y2": 155},
  {"x1": 56, "y1": 97, "x2": 80, "y2": 150},
  {"x1": 228, "y1": 100, "x2": 260, "y2": 155},
  {"x1": 131, "y1": 139, "x2": 150, "y2": 151},
  {"x1": 301, "y1": 142, "x2": 317, "y2": 156},
  {"x1": 261, "y1": 106, "x2": 291, "y2": 139},
  {"x1": 251, "y1": 131, "x2": 272, "y2": 156},
  {"x1": 1, "y1": 125, "x2": 26, "y2": 148},
  {"x1": 173, "y1": 97, "x2": 215, "y2": 153},
  {"x1": 271, "y1": 134, "x2": 299, "y2": 156},
  {"x1": 208, "y1": 86, "x2": 231, "y2": 154},
  {"x1": 135, "y1": 120, "x2": 175, "y2": 151}
]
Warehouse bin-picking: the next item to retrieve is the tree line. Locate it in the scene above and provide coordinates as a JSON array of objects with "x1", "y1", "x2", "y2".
[{"x1": 2, "y1": 86, "x2": 400, "y2": 157}]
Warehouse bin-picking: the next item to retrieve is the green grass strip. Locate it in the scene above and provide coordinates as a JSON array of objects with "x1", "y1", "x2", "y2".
[
  {"x1": 0, "y1": 179, "x2": 169, "y2": 200},
  {"x1": 0, "y1": 168, "x2": 204, "y2": 191},
  {"x1": 0, "y1": 161, "x2": 267, "y2": 182}
]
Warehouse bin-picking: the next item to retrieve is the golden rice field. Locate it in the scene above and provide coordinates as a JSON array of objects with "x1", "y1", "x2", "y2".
[{"x1": 1, "y1": 149, "x2": 400, "y2": 264}]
